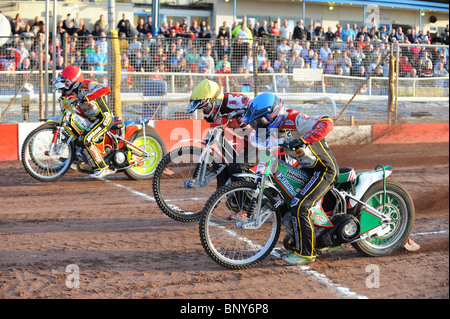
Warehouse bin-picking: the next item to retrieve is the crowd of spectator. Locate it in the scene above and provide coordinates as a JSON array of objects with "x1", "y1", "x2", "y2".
[{"x1": 1, "y1": 11, "x2": 449, "y2": 94}]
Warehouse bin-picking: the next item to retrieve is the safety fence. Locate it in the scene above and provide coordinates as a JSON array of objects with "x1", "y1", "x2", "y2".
[{"x1": 0, "y1": 34, "x2": 448, "y2": 124}]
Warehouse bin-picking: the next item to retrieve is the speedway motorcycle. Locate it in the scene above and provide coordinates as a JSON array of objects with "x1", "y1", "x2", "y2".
[
  {"x1": 199, "y1": 135, "x2": 416, "y2": 269},
  {"x1": 21, "y1": 96, "x2": 166, "y2": 182},
  {"x1": 152, "y1": 110, "x2": 253, "y2": 222}
]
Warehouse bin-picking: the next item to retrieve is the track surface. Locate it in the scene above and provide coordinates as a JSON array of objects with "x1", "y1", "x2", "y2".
[{"x1": 0, "y1": 142, "x2": 448, "y2": 299}]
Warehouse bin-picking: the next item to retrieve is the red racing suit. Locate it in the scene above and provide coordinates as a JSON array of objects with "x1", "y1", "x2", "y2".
[
  {"x1": 71, "y1": 80, "x2": 112, "y2": 171},
  {"x1": 280, "y1": 109, "x2": 339, "y2": 259},
  {"x1": 209, "y1": 93, "x2": 254, "y2": 176}
]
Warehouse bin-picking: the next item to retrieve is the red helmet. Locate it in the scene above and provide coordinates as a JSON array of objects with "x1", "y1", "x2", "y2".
[{"x1": 53, "y1": 65, "x2": 84, "y2": 94}]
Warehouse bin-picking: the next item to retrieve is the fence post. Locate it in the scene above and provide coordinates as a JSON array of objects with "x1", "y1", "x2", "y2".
[
  {"x1": 253, "y1": 39, "x2": 259, "y2": 96},
  {"x1": 388, "y1": 47, "x2": 395, "y2": 125},
  {"x1": 38, "y1": 36, "x2": 44, "y2": 120},
  {"x1": 110, "y1": 30, "x2": 122, "y2": 119}
]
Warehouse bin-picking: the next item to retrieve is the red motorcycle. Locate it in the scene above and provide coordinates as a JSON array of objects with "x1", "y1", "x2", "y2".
[{"x1": 21, "y1": 97, "x2": 166, "y2": 182}]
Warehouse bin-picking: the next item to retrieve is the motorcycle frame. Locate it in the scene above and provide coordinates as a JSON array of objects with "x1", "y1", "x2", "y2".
[{"x1": 48, "y1": 97, "x2": 154, "y2": 172}]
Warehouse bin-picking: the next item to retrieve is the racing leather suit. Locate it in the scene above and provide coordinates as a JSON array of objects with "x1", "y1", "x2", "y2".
[
  {"x1": 280, "y1": 109, "x2": 339, "y2": 258},
  {"x1": 72, "y1": 80, "x2": 112, "y2": 172}
]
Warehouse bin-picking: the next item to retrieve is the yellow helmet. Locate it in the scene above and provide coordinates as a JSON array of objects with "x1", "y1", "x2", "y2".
[{"x1": 187, "y1": 79, "x2": 224, "y2": 122}]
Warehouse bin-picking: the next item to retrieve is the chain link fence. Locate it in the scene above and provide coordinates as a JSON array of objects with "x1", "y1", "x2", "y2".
[{"x1": 0, "y1": 33, "x2": 448, "y2": 124}]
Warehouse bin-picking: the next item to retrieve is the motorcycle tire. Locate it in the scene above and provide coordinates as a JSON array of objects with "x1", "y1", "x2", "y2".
[
  {"x1": 21, "y1": 123, "x2": 73, "y2": 182},
  {"x1": 199, "y1": 181, "x2": 281, "y2": 269},
  {"x1": 152, "y1": 146, "x2": 228, "y2": 223},
  {"x1": 352, "y1": 180, "x2": 415, "y2": 257},
  {"x1": 124, "y1": 127, "x2": 166, "y2": 180}
]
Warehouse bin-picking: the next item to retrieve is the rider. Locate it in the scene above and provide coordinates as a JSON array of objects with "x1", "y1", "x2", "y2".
[
  {"x1": 186, "y1": 79, "x2": 255, "y2": 176},
  {"x1": 53, "y1": 65, "x2": 114, "y2": 179},
  {"x1": 241, "y1": 92, "x2": 339, "y2": 265}
]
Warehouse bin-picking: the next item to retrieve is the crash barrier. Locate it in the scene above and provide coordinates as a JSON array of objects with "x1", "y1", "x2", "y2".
[
  {"x1": 1, "y1": 121, "x2": 448, "y2": 161},
  {"x1": 0, "y1": 35, "x2": 448, "y2": 123}
]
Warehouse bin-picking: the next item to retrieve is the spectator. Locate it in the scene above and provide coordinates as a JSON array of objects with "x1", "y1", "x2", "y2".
[
  {"x1": 288, "y1": 50, "x2": 305, "y2": 70},
  {"x1": 91, "y1": 24, "x2": 103, "y2": 37},
  {"x1": 431, "y1": 32, "x2": 443, "y2": 44},
  {"x1": 118, "y1": 32, "x2": 129, "y2": 55},
  {"x1": 310, "y1": 52, "x2": 322, "y2": 69},
  {"x1": 198, "y1": 48, "x2": 215, "y2": 74},
  {"x1": 95, "y1": 14, "x2": 108, "y2": 32},
  {"x1": 218, "y1": 20, "x2": 231, "y2": 38},
  {"x1": 117, "y1": 13, "x2": 131, "y2": 37},
  {"x1": 54, "y1": 55, "x2": 64, "y2": 71},
  {"x1": 341, "y1": 23, "x2": 355, "y2": 42},
  {"x1": 337, "y1": 51, "x2": 352, "y2": 75},
  {"x1": 293, "y1": 19, "x2": 306, "y2": 40},
  {"x1": 257, "y1": 48, "x2": 269, "y2": 68},
  {"x1": 216, "y1": 63, "x2": 232, "y2": 89},
  {"x1": 277, "y1": 39, "x2": 291, "y2": 59},
  {"x1": 121, "y1": 54, "x2": 134, "y2": 89},
  {"x1": 231, "y1": 36, "x2": 247, "y2": 72},
  {"x1": 127, "y1": 35, "x2": 142, "y2": 56},
  {"x1": 216, "y1": 38, "x2": 231, "y2": 61},
  {"x1": 306, "y1": 24, "x2": 316, "y2": 41},
  {"x1": 189, "y1": 20, "x2": 200, "y2": 38},
  {"x1": 319, "y1": 42, "x2": 331, "y2": 61},
  {"x1": 420, "y1": 60, "x2": 434, "y2": 77},
  {"x1": 325, "y1": 26, "x2": 335, "y2": 41},
  {"x1": 16, "y1": 40, "x2": 29, "y2": 67},
  {"x1": 323, "y1": 53, "x2": 337, "y2": 74},
  {"x1": 408, "y1": 68, "x2": 418, "y2": 78},
  {"x1": 276, "y1": 67, "x2": 290, "y2": 91},
  {"x1": 232, "y1": 19, "x2": 253, "y2": 42},
  {"x1": 185, "y1": 46, "x2": 200, "y2": 72},
  {"x1": 95, "y1": 32, "x2": 108, "y2": 55},
  {"x1": 215, "y1": 53, "x2": 230, "y2": 71},
  {"x1": 400, "y1": 56, "x2": 413, "y2": 76},
  {"x1": 86, "y1": 44, "x2": 107, "y2": 75},
  {"x1": 270, "y1": 21, "x2": 281, "y2": 38},
  {"x1": 78, "y1": 24, "x2": 90, "y2": 37},
  {"x1": 242, "y1": 50, "x2": 254, "y2": 73},
  {"x1": 258, "y1": 20, "x2": 270, "y2": 38},
  {"x1": 280, "y1": 19, "x2": 291, "y2": 40},
  {"x1": 136, "y1": 18, "x2": 147, "y2": 35},
  {"x1": 434, "y1": 62, "x2": 449, "y2": 86}
]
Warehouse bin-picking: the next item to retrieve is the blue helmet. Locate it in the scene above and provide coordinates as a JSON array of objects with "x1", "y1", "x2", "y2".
[{"x1": 241, "y1": 93, "x2": 286, "y2": 132}]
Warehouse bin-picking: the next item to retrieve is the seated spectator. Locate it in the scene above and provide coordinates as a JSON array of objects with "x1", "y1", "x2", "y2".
[
  {"x1": 121, "y1": 54, "x2": 135, "y2": 89},
  {"x1": 84, "y1": 37, "x2": 96, "y2": 56},
  {"x1": 420, "y1": 60, "x2": 434, "y2": 77},
  {"x1": 216, "y1": 64, "x2": 233, "y2": 89},
  {"x1": 277, "y1": 39, "x2": 291, "y2": 60},
  {"x1": 400, "y1": 56, "x2": 413, "y2": 76},
  {"x1": 242, "y1": 50, "x2": 254, "y2": 73},
  {"x1": 257, "y1": 49, "x2": 268, "y2": 68},
  {"x1": 319, "y1": 42, "x2": 331, "y2": 61},
  {"x1": 154, "y1": 45, "x2": 167, "y2": 64},
  {"x1": 86, "y1": 44, "x2": 107, "y2": 76},
  {"x1": 288, "y1": 51, "x2": 305, "y2": 70},
  {"x1": 310, "y1": 52, "x2": 322, "y2": 69},
  {"x1": 323, "y1": 53, "x2": 337, "y2": 75},
  {"x1": 136, "y1": 18, "x2": 147, "y2": 35},
  {"x1": 337, "y1": 51, "x2": 352, "y2": 75},
  {"x1": 78, "y1": 24, "x2": 90, "y2": 37},
  {"x1": 215, "y1": 53, "x2": 231, "y2": 71},
  {"x1": 276, "y1": 67, "x2": 290, "y2": 91},
  {"x1": 408, "y1": 68, "x2": 418, "y2": 78},
  {"x1": 198, "y1": 48, "x2": 215, "y2": 73},
  {"x1": 128, "y1": 35, "x2": 142, "y2": 56},
  {"x1": 189, "y1": 20, "x2": 200, "y2": 38},
  {"x1": 95, "y1": 32, "x2": 108, "y2": 55},
  {"x1": 185, "y1": 46, "x2": 200, "y2": 72},
  {"x1": 169, "y1": 49, "x2": 183, "y2": 72}
]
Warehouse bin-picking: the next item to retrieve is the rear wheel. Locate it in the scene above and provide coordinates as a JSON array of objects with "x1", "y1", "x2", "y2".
[
  {"x1": 353, "y1": 181, "x2": 415, "y2": 256},
  {"x1": 124, "y1": 128, "x2": 166, "y2": 180}
]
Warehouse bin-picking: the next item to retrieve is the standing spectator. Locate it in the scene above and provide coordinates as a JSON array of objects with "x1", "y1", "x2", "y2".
[
  {"x1": 306, "y1": 24, "x2": 316, "y2": 41},
  {"x1": 341, "y1": 23, "x2": 355, "y2": 42},
  {"x1": 293, "y1": 19, "x2": 306, "y2": 40},
  {"x1": 95, "y1": 14, "x2": 108, "y2": 32},
  {"x1": 270, "y1": 21, "x2": 281, "y2": 38},
  {"x1": 78, "y1": 24, "x2": 90, "y2": 37},
  {"x1": 190, "y1": 20, "x2": 200, "y2": 38},
  {"x1": 325, "y1": 26, "x2": 335, "y2": 41},
  {"x1": 258, "y1": 20, "x2": 270, "y2": 38},
  {"x1": 136, "y1": 18, "x2": 147, "y2": 35},
  {"x1": 337, "y1": 51, "x2": 352, "y2": 75},
  {"x1": 431, "y1": 32, "x2": 443, "y2": 44},
  {"x1": 216, "y1": 38, "x2": 231, "y2": 61},
  {"x1": 218, "y1": 21, "x2": 231, "y2": 38},
  {"x1": 280, "y1": 20, "x2": 291, "y2": 40},
  {"x1": 395, "y1": 27, "x2": 405, "y2": 41},
  {"x1": 232, "y1": 19, "x2": 253, "y2": 42},
  {"x1": 91, "y1": 24, "x2": 103, "y2": 37},
  {"x1": 117, "y1": 13, "x2": 131, "y2": 37},
  {"x1": 231, "y1": 36, "x2": 247, "y2": 72}
]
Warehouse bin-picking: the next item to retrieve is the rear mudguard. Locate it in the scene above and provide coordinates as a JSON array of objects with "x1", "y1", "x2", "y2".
[{"x1": 349, "y1": 165, "x2": 393, "y2": 208}]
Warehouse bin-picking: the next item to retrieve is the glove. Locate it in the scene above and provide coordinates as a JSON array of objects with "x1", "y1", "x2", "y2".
[
  {"x1": 288, "y1": 138, "x2": 306, "y2": 151},
  {"x1": 74, "y1": 96, "x2": 88, "y2": 107}
]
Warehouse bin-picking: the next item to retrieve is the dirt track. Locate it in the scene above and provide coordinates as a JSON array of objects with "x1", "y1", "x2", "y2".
[{"x1": 0, "y1": 142, "x2": 448, "y2": 300}]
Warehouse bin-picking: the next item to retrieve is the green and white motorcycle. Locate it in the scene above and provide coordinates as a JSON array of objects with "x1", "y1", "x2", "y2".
[{"x1": 199, "y1": 142, "x2": 416, "y2": 269}]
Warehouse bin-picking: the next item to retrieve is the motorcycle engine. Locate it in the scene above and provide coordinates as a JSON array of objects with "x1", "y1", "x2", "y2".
[
  {"x1": 111, "y1": 150, "x2": 129, "y2": 168},
  {"x1": 316, "y1": 215, "x2": 360, "y2": 249}
]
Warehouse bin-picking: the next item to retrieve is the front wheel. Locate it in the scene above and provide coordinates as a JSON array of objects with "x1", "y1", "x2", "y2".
[
  {"x1": 152, "y1": 146, "x2": 227, "y2": 222},
  {"x1": 124, "y1": 128, "x2": 166, "y2": 180},
  {"x1": 199, "y1": 181, "x2": 281, "y2": 269},
  {"x1": 352, "y1": 180, "x2": 415, "y2": 257},
  {"x1": 21, "y1": 123, "x2": 73, "y2": 182}
]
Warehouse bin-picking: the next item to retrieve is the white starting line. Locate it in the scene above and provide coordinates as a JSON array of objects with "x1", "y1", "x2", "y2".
[{"x1": 104, "y1": 179, "x2": 449, "y2": 299}]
